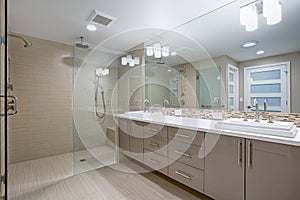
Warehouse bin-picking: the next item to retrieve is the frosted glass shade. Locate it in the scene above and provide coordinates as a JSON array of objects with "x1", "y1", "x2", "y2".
[
  {"x1": 134, "y1": 57, "x2": 140, "y2": 65},
  {"x1": 246, "y1": 5, "x2": 258, "y2": 31},
  {"x1": 121, "y1": 57, "x2": 127, "y2": 65},
  {"x1": 162, "y1": 45, "x2": 170, "y2": 57},
  {"x1": 267, "y1": 0, "x2": 282, "y2": 25},
  {"x1": 146, "y1": 46, "x2": 153, "y2": 56}
]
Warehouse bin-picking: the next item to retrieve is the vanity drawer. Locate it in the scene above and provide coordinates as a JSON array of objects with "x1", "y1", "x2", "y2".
[
  {"x1": 168, "y1": 127, "x2": 204, "y2": 146},
  {"x1": 144, "y1": 126, "x2": 168, "y2": 156},
  {"x1": 143, "y1": 123, "x2": 165, "y2": 137},
  {"x1": 144, "y1": 149, "x2": 168, "y2": 175},
  {"x1": 168, "y1": 140, "x2": 204, "y2": 170},
  {"x1": 130, "y1": 120, "x2": 144, "y2": 138},
  {"x1": 118, "y1": 119, "x2": 129, "y2": 133},
  {"x1": 169, "y1": 161, "x2": 204, "y2": 192}
]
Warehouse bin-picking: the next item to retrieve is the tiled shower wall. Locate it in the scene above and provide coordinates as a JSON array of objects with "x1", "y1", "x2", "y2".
[{"x1": 8, "y1": 34, "x2": 73, "y2": 163}]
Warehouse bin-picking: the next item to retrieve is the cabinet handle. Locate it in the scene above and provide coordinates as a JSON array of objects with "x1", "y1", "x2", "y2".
[
  {"x1": 238, "y1": 140, "x2": 243, "y2": 166},
  {"x1": 247, "y1": 141, "x2": 253, "y2": 167},
  {"x1": 176, "y1": 134, "x2": 191, "y2": 139},
  {"x1": 148, "y1": 141, "x2": 159, "y2": 147},
  {"x1": 146, "y1": 128, "x2": 159, "y2": 132},
  {"x1": 175, "y1": 150, "x2": 192, "y2": 158},
  {"x1": 175, "y1": 170, "x2": 192, "y2": 180},
  {"x1": 149, "y1": 158, "x2": 160, "y2": 166}
]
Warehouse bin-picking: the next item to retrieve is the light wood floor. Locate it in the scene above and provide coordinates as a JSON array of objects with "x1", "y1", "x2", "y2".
[{"x1": 8, "y1": 153, "x2": 203, "y2": 200}]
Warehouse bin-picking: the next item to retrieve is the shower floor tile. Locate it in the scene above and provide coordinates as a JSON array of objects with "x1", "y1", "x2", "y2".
[{"x1": 8, "y1": 153, "x2": 204, "y2": 200}]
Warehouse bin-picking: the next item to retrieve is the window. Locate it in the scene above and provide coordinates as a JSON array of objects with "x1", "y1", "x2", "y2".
[
  {"x1": 228, "y1": 64, "x2": 239, "y2": 110},
  {"x1": 244, "y1": 62, "x2": 290, "y2": 112}
]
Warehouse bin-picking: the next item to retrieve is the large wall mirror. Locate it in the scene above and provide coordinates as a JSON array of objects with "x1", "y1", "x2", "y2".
[{"x1": 145, "y1": 0, "x2": 300, "y2": 113}]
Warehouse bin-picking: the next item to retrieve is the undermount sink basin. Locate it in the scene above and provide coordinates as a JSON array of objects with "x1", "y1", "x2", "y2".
[
  {"x1": 123, "y1": 111, "x2": 164, "y2": 120},
  {"x1": 215, "y1": 118, "x2": 297, "y2": 138}
]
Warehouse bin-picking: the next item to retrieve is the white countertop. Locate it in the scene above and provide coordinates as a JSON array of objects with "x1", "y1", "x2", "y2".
[{"x1": 114, "y1": 112, "x2": 300, "y2": 147}]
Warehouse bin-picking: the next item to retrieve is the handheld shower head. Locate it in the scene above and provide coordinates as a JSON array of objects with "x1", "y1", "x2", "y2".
[
  {"x1": 24, "y1": 42, "x2": 32, "y2": 48},
  {"x1": 8, "y1": 34, "x2": 32, "y2": 48}
]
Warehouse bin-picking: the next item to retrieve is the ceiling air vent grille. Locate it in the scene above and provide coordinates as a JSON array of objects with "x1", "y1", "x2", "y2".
[{"x1": 87, "y1": 10, "x2": 116, "y2": 27}]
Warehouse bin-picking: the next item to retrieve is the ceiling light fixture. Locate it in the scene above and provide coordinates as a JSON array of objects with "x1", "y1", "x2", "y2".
[
  {"x1": 241, "y1": 40, "x2": 259, "y2": 48},
  {"x1": 256, "y1": 50, "x2": 265, "y2": 55},
  {"x1": 146, "y1": 42, "x2": 170, "y2": 59},
  {"x1": 86, "y1": 24, "x2": 97, "y2": 31},
  {"x1": 240, "y1": 0, "x2": 282, "y2": 31},
  {"x1": 121, "y1": 55, "x2": 140, "y2": 67}
]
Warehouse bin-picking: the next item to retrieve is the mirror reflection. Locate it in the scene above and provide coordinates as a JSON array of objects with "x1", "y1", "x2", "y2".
[{"x1": 145, "y1": 0, "x2": 300, "y2": 113}]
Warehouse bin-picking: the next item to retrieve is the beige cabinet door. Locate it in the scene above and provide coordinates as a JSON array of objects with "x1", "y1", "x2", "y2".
[
  {"x1": 118, "y1": 119, "x2": 130, "y2": 155},
  {"x1": 129, "y1": 121, "x2": 144, "y2": 162},
  {"x1": 246, "y1": 140, "x2": 300, "y2": 200},
  {"x1": 204, "y1": 134, "x2": 244, "y2": 200}
]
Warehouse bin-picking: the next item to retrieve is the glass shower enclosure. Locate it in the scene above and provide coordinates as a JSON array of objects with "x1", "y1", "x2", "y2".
[{"x1": 72, "y1": 42, "x2": 119, "y2": 174}]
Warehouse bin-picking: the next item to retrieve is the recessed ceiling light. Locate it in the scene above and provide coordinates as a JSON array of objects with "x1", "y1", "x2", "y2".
[
  {"x1": 86, "y1": 24, "x2": 97, "y2": 31},
  {"x1": 168, "y1": 69, "x2": 172, "y2": 72},
  {"x1": 256, "y1": 50, "x2": 265, "y2": 55},
  {"x1": 241, "y1": 40, "x2": 259, "y2": 48}
]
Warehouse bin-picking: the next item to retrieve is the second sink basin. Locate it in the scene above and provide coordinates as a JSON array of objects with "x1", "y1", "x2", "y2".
[{"x1": 215, "y1": 118, "x2": 297, "y2": 138}]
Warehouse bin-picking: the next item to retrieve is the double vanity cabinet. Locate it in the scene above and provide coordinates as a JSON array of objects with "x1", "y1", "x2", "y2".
[{"x1": 117, "y1": 117, "x2": 300, "y2": 200}]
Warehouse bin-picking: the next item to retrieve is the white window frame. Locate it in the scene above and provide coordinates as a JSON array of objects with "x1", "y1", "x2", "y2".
[
  {"x1": 244, "y1": 61, "x2": 290, "y2": 112},
  {"x1": 227, "y1": 64, "x2": 239, "y2": 110}
]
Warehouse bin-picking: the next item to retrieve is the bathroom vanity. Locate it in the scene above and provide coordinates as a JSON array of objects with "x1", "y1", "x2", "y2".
[{"x1": 115, "y1": 112, "x2": 300, "y2": 200}]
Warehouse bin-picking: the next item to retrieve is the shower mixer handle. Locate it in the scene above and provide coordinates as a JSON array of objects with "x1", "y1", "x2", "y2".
[{"x1": 0, "y1": 95, "x2": 18, "y2": 116}]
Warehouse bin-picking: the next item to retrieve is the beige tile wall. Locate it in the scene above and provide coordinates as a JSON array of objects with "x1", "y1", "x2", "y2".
[{"x1": 8, "y1": 34, "x2": 73, "y2": 163}]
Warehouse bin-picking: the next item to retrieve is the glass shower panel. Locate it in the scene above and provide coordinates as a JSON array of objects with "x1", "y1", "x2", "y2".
[
  {"x1": 73, "y1": 44, "x2": 118, "y2": 174},
  {"x1": 0, "y1": 0, "x2": 7, "y2": 198},
  {"x1": 197, "y1": 67, "x2": 221, "y2": 109}
]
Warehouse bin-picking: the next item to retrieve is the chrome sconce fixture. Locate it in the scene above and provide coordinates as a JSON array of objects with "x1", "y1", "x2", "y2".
[
  {"x1": 240, "y1": 0, "x2": 282, "y2": 31},
  {"x1": 146, "y1": 42, "x2": 170, "y2": 58},
  {"x1": 121, "y1": 55, "x2": 140, "y2": 67}
]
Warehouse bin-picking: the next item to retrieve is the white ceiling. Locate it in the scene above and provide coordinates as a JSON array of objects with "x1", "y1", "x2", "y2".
[
  {"x1": 8, "y1": 0, "x2": 236, "y2": 49},
  {"x1": 8, "y1": 0, "x2": 300, "y2": 62}
]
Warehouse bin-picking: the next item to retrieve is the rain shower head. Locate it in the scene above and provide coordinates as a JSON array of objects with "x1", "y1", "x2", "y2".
[
  {"x1": 8, "y1": 34, "x2": 32, "y2": 48},
  {"x1": 75, "y1": 36, "x2": 89, "y2": 49}
]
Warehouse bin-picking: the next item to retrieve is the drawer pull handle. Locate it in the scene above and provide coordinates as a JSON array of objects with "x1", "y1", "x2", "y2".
[
  {"x1": 175, "y1": 150, "x2": 191, "y2": 158},
  {"x1": 149, "y1": 158, "x2": 160, "y2": 166},
  {"x1": 148, "y1": 141, "x2": 159, "y2": 147},
  {"x1": 248, "y1": 141, "x2": 253, "y2": 167},
  {"x1": 238, "y1": 140, "x2": 243, "y2": 166},
  {"x1": 147, "y1": 128, "x2": 159, "y2": 132},
  {"x1": 176, "y1": 134, "x2": 191, "y2": 139},
  {"x1": 175, "y1": 170, "x2": 192, "y2": 180}
]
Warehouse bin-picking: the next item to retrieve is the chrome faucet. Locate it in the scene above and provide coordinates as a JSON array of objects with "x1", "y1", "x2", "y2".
[
  {"x1": 163, "y1": 99, "x2": 169, "y2": 108},
  {"x1": 253, "y1": 98, "x2": 259, "y2": 122},
  {"x1": 143, "y1": 99, "x2": 150, "y2": 112},
  {"x1": 264, "y1": 98, "x2": 268, "y2": 112}
]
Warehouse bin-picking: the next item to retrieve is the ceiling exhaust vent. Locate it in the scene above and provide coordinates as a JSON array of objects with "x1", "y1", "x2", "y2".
[{"x1": 87, "y1": 10, "x2": 116, "y2": 27}]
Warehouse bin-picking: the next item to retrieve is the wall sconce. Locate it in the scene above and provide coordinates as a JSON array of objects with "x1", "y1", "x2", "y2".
[
  {"x1": 146, "y1": 42, "x2": 170, "y2": 58},
  {"x1": 240, "y1": 0, "x2": 282, "y2": 31},
  {"x1": 121, "y1": 54, "x2": 140, "y2": 67}
]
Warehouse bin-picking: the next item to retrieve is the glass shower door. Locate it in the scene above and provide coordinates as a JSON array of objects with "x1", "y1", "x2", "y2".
[{"x1": 0, "y1": 0, "x2": 7, "y2": 199}]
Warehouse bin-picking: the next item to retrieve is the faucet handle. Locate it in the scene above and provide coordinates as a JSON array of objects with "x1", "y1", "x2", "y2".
[
  {"x1": 163, "y1": 99, "x2": 169, "y2": 107},
  {"x1": 253, "y1": 98, "x2": 258, "y2": 105},
  {"x1": 268, "y1": 115, "x2": 274, "y2": 123}
]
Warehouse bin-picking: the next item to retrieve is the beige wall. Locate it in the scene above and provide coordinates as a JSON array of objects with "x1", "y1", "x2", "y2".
[
  {"x1": 8, "y1": 34, "x2": 73, "y2": 163},
  {"x1": 239, "y1": 51, "x2": 300, "y2": 113}
]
